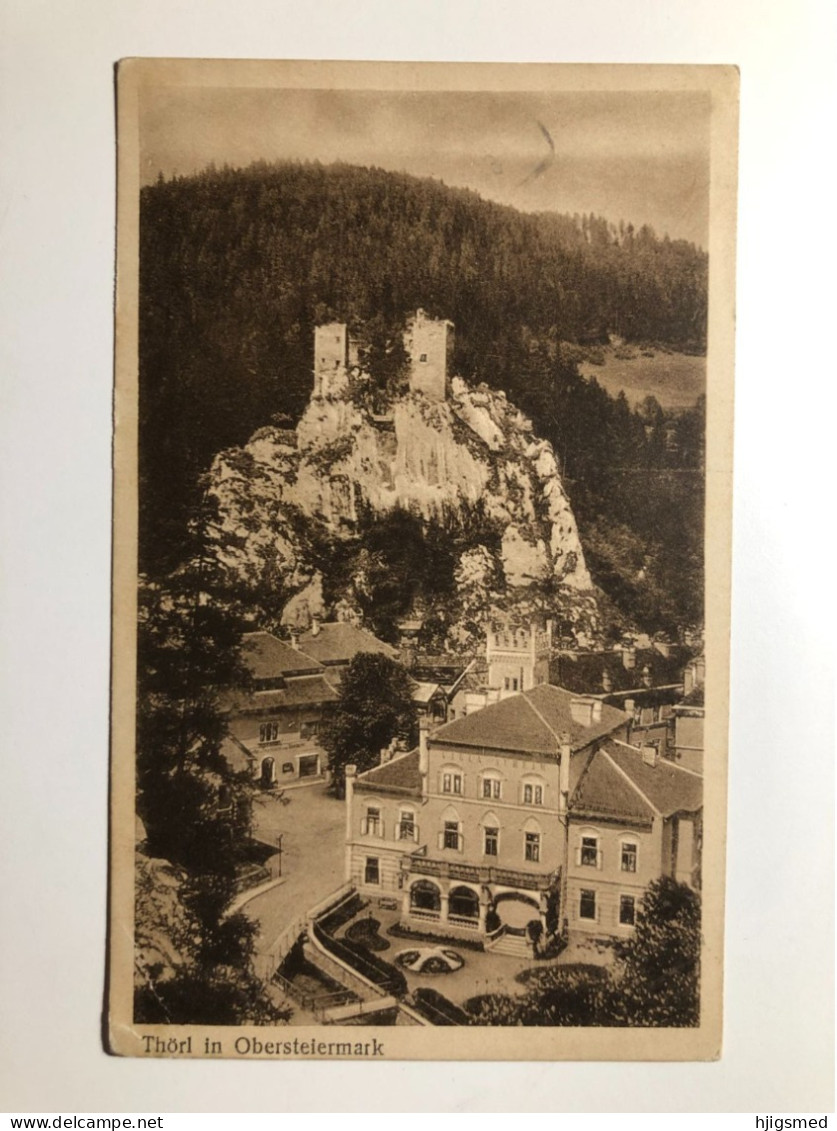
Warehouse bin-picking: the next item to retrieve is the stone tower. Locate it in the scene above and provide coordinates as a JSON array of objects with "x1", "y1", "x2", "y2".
[
  {"x1": 404, "y1": 309, "x2": 454, "y2": 401},
  {"x1": 487, "y1": 619, "x2": 552, "y2": 697},
  {"x1": 313, "y1": 322, "x2": 358, "y2": 398}
]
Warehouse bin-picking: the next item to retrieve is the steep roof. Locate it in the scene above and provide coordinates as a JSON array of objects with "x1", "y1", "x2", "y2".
[
  {"x1": 430, "y1": 684, "x2": 627, "y2": 757},
  {"x1": 354, "y1": 749, "x2": 422, "y2": 795},
  {"x1": 570, "y1": 751, "x2": 656, "y2": 822},
  {"x1": 228, "y1": 674, "x2": 339, "y2": 713},
  {"x1": 411, "y1": 680, "x2": 444, "y2": 705},
  {"x1": 571, "y1": 740, "x2": 703, "y2": 822},
  {"x1": 297, "y1": 622, "x2": 396, "y2": 665},
  {"x1": 240, "y1": 631, "x2": 324, "y2": 678}
]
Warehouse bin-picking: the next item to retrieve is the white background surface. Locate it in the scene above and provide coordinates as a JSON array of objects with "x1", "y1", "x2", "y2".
[{"x1": 1, "y1": 0, "x2": 834, "y2": 1114}]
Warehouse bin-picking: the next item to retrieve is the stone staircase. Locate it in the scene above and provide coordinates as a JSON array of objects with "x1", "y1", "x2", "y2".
[{"x1": 486, "y1": 930, "x2": 533, "y2": 959}]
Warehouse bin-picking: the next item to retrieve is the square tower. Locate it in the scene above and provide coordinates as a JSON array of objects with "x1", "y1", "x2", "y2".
[
  {"x1": 487, "y1": 619, "x2": 552, "y2": 697},
  {"x1": 313, "y1": 322, "x2": 350, "y2": 397},
  {"x1": 404, "y1": 309, "x2": 454, "y2": 401}
]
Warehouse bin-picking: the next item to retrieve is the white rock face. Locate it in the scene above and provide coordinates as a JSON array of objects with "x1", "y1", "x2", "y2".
[{"x1": 206, "y1": 376, "x2": 596, "y2": 642}]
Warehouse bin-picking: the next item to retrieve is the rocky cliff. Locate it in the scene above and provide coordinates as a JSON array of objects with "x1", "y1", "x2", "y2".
[{"x1": 207, "y1": 376, "x2": 600, "y2": 649}]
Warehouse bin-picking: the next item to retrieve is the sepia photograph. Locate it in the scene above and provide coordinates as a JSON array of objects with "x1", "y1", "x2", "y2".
[{"x1": 110, "y1": 59, "x2": 738, "y2": 1059}]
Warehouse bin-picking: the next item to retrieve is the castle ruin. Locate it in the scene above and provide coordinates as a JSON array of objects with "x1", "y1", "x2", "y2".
[{"x1": 312, "y1": 310, "x2": 454, "y2": 402}]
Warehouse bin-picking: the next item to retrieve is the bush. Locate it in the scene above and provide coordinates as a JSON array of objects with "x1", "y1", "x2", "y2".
[
  {"x1": 313, "y1": 921, "x2": 407, "y2": 998},
  {"x1": 318, "y1": 893, "x2": 367, "y2": 935},
  {"x1": 411, "y1": 988, "x2": 470, "y2": 1026},
  {"x1": 388, "y1": 922, "x2": 485, "y2": 952},
  {"x1": 345, "y1": 917, "x2": 391, "y2": 952}
]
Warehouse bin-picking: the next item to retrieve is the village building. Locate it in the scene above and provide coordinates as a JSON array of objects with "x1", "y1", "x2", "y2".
[
  {"x1": 221, "y1": 621, "x2": 394, "y2": 787},
  {"x1": 446, "y1": 618, "x2": 552, "y2": 720},
  {"x1": 403, "y1": 652, "x2": 476, "y2": 724},
  {"x1": 345, "y1": 684, "x2": 637, "y2": 949},
  {"x1": 670, "y1": 654, "x2": 705, "y2": 773},
  {"x1": 343, "y1": 668, "x2": 703, "y2": 949},
  {"x1": 567, "y1": 738, "x2": 703, "y2": 936},
  {"x1": 549, "y1": 640, "x2": 694, "y2": 759},
  {"x1": 296, "y1": 616, "x2": 397, "y2": 687}
]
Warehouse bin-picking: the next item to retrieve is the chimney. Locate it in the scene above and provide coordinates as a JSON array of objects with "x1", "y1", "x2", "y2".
[
  {"x1": 311, "y1": 615, "x2": 322, "y2": 637},
  {"x1": 418, "y1": 716, "x2": 430, "y2": 781},
  {"x1": 641, "y1": 664, "x2": 652, "y2": 688},
  {"x1": 591, "y1": 698, "x2": 603, "y2": 723},
  {"x1": 601, "y1": 668, "x2": 613, "y2": 693},
  {"x1": 641, "y1": 745, "x2": 658, "y2": 768},
  {"x1": 344, "y1": 765, "x2": 357, "y2": 880},
  {"x1": 570, "y1": 696, "x2": 596, "y2": 727},
  {"x1": 558, "y1": 731, "x2": 572, "y2": 812},
  {"x1": 289, "y1": 629, "x2": 301, "y2": 650},
  {"x1": 622, "y1": 647, "x2": 636, "y2": 671}
]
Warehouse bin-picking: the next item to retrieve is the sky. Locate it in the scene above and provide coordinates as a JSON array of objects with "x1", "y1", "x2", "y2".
[{"x1": 139, "y1": 86, "x2": 711, "y2": 247}]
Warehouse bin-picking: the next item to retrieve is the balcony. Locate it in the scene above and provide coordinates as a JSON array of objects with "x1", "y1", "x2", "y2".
[{"x1": 400, "y1": 854, "x2": 559, "y2": 893}]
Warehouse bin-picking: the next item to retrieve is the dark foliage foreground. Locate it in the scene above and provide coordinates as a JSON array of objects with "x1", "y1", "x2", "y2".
[{"x1": 465, "y1": 878, "x2": 701, "y2": 1027}]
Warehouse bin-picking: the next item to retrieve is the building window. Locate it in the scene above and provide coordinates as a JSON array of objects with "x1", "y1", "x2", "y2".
[
  {"x1": 484, "y1": 827, "x2": 499, "y2": 856},
  {"x1": 580, "y1": 836, "x2": 600, "y2": 867},
  {"x1": 579, "y1": 889, "x2": 597, "y2": 920},
  {"x1": 621, "y1": 841, "x2": 638, "y2": 873},
  {"x1": 398, "y1": 810, "x2": 416, "y2": 841},
  {"x1": 300, "y1": 719, "x2": 319, "y2": 739},
  {"x1": 363, "y1": 807, "x2": 381, "y2": 837},
  {"x1": 443, "y1": 821, "x2": 461, "y2": 851},
  {"x1": 523, "y1": 783, "x2": 543, "y2": 806},
  {"x1": 419, "y1": 353, "x2": 427, "y2": 362},
  {"x1": 259, "y1": 721, "x2": 279, "y2": 744},
  {"x1": 482, "y1": 777, "x2": 501, "y2": 800},
  {"x1": 524, "y1": 832, "x2": 541, "y2": 863},
  {"x1": 619, "y1": 895, "x2": 636, "y2": 925},
  {"x1": 364, "y1": 857, "x2": 380, "y2": 885},
  {"x1": 442, "y1": 772, "x2": 463, "y2": 795},
  {"x1": 449, "y1": 886, "x2": 480, "y2": 920},
  {"x1": 410, "y1": 880, "x2": 441, "y2": 913}
]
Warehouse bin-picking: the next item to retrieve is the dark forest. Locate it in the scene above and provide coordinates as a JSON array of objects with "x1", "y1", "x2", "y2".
[{"x1": 139, "y1": 161, "x2": 706, "y2": 634}]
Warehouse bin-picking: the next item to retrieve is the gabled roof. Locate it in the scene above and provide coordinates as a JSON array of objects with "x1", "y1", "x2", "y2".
[
  {"x1": 297, "y1": 622, "x2": 396, "y2": 665},
  {"x1": 354, "y1": 749, "x2": 422, "y2": 795},
  {"x1": 411, "y1": 680, "x2": 445, "y2": 705},
  {"x1": 571, "y1": 739, "x2": 703, "y2": 822},
  {"x1": 570, "y1": 750, "x2": 656, "y2": 822},
  {"x1": 430, "y1": 684, "x2": 627, "y2": 757},
  {"x1": 227, "y1": 673, "x2": 339, "y2": 714},
  {"x1": 240, "y1": 631, "x2": 324, "y2": 678}
]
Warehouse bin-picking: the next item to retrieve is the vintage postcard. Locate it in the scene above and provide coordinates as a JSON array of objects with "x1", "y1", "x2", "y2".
[{"x1": 110, "y1": 59, "x2": 738, "y2": 1060}]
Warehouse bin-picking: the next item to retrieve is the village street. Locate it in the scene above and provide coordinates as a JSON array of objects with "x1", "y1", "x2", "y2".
[{"x1": 244, "y1": 783, "x2": 346, "y2": 953}]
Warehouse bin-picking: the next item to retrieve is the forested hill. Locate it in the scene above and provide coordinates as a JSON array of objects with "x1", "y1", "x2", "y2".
[{"x1": 140, "y1": 162, "x2": 706, "y2": 634}]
